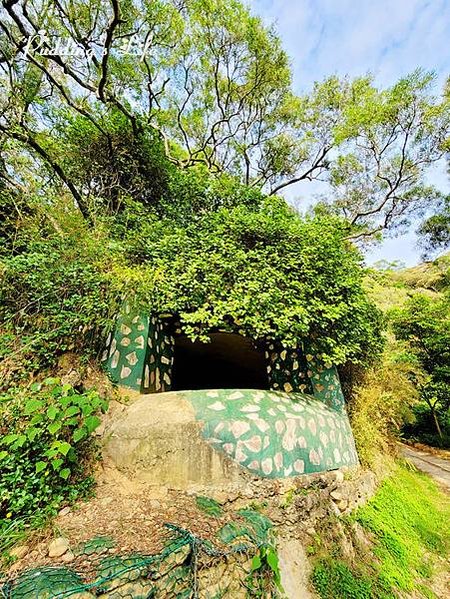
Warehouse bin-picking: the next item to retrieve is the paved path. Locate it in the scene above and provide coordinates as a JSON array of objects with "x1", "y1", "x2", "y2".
[{"x1": 401, "y1": 444, "x2": 450, "y2": 491}]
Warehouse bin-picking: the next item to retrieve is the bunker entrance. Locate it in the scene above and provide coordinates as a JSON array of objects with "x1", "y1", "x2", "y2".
[{"x1": 171, "y1": 332, "x2": 269, "y2": 391}]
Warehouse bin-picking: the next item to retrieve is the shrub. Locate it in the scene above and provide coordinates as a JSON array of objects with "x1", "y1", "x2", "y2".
[
  {"x1": 348, "y1": 349, "x2": 419, "y2": 468},
  {"x1": 126, "y1": 199, "x2": 384, "y2": 367},
  {"x1": 0, "y1": 379, "x2": 108, "y2": 528},
  {"x1": 0, "y1": 235, "x2": 119, "y2": 385}
]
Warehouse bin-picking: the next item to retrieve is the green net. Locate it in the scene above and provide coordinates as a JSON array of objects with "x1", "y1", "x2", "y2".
[{"x1": 1, "y1": 514, "x2": 281, "y2": 598}]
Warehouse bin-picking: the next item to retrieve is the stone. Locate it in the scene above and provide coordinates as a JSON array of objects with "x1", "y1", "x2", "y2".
[
  {"x1": 98, "y1": 580, "x2": 154, "y2": 599},
  {"x1": 277, "y1": 538, "x2": 315, "y2": 599},
  {"x1": 48, "y1": 537, "x2": 70, "y2": 558},
  {"x1": 61, "y1": 550, "x2": 75, "y2": 563},
  {"x1": 333, "y1": 470, "x2": 345, "y2": 483},
  {"x1": 10, "y1": 545, "x2": 28, "y2": 560},
  {"x1": 329, "y1": 501, "x2": 341, "y2": 517},
  {"x1": 211, "y1": 491, "x2": 229, "y2": 505},
  {"x1": 350, "y1": 522, "x2": 372, "y2": 552},
  {"x1": 58, "y1": 506, "x2": 71, "y2": 517},
  {"x1": 337, "y1": 499, "x2": 349, "y2": 511},
  {"x1": 330, "y1": 490, "x2": 343, "y2": 501},
  {"x1": 306, "y1": 527, "x2": 316, "y2": 536},
  {"x1": 61, "y1": 370, "x2": 82, "y2": 388}
]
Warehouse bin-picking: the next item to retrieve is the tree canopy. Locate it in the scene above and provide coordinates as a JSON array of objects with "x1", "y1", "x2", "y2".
[{"x1": 1, "y1": 0, "x2": 449, "y2": 239}]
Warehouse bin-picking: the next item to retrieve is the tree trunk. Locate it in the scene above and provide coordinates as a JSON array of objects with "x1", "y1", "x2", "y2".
[{"x1": 431, "y1": 406, "x2": 443, "y2": 442}]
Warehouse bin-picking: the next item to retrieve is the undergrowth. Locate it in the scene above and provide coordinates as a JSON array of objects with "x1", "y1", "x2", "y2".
[
  {"x1": 311, "y1": 462, "x2": 450, "y2": 598},
  {"x1": 0, "y1": 379, "x2": 108, "y2": 563}
]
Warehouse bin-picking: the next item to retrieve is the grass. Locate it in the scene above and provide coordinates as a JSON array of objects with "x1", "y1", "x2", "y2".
[{"x1": 311, "y1": 462, "x2": 450, "y2": 598}]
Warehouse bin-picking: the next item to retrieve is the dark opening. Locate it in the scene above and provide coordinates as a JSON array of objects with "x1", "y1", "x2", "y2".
[{"x1": 171, "y1": 332, "x2": 269, "y2": 391}]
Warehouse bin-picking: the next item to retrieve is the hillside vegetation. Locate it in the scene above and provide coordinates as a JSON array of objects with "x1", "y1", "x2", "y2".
[
  {"x1": 311, "y1": 463, "x2": 450, "y2": 599},
  {"x1": 347, "y1": 255, "x2": 450, "y2": 468},
  {"x1": 0, "y1": 0, "x2": 449, "y2": 595}
]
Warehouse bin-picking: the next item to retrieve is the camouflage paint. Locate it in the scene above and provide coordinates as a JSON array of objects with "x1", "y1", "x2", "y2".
[{"x1": 102, "y1": 309, "x2": 357, "y2": 475}]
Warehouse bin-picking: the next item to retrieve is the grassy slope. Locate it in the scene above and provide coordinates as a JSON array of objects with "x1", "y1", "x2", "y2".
[
  {"x1": 311, "y1": 258, "x2": 450, "y2": 598},
  {"x1": 311, "y1": 463, "x2": 450, "y2": 599},
  {"x1": 365, "y1": 254, "x2": 449, "y2": 314}
]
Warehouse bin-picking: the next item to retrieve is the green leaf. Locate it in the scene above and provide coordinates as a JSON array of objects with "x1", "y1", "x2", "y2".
[
  {"x1": 59, "y1": 468, "x2": 71, "y2": 480},
  {"x1": 73, "y1": 428, "x2": 87, "y2": 443},
  {"x1": 46, "y1": 405, "x2": 58, "y2": 420},
  {"x1": 81, "y1": 403, "x2": 94, "y2": 416},
  {"x1": 251, "y1": 554, "x2": 262, "y2": 571},
  {"x1": 0, "y1": 450, "x2": 8, "y2": 460},
  {"x1": 45, "y1": 448, "x2": 59, "y2": 459},
  {"x1": 30, "y1": 413, "x2": 44, "y2": 425},
  {"x1": 51, "y1": 458, "x2": 64, "y2": 471},
  {"x1": 3, "y1": 434, "x2": 19, "y2": 445},
  {"x1": 266, "y1": 547, "x2": 279, "y2": 572},
  {"x1": 35, "y1": 461, "x2": 47, "y2": 473},
  {"x1": 48, "y1": 422, "x2": 61, "y2": 435},
  {"x1": 64, "y1": 405, "x2": 80, "y2": 418},
  {"x1": 59, "y1": 441, "x2": 72, "y2": 456},
  {"x1": 14, "y1": 435, "x2": 27, "y2": 448},
  {"x1": 84, "y1": 415, "x2": 101, "y2": 434},
  {"x1": 24, "y1": 399, "x2": 44, "y2": 415},
  {"x1": 27, "y1": 427, "x2": 39, "y2": 442}
]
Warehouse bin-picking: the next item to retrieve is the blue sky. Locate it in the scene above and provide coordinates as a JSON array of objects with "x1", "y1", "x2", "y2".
[{"x1": 249, "y1": 0, "x2": 450, "y2": 265}]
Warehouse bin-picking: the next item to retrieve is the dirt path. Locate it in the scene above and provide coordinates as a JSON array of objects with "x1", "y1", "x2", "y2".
[{"x1": 401, "y1": 444, "x2": 450, "y2": 492}]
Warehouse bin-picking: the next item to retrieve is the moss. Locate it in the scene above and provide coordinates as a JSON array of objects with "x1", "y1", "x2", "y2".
[
  {"x1": 311, "y1": 463, "x2": 449, "y2": 598},
  {"x1": 312, "y1": 561, "x2": 375, "y2": 599}
]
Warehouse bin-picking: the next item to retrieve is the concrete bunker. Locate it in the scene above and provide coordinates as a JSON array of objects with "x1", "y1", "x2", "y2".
[{"x1": 102, "y1": 307, "x2": 360, "y2": 478}]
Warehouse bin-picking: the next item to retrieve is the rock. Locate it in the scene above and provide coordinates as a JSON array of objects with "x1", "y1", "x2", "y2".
[
  {"x1": 329, "y1": 501, "x2": 341, "y2": 517},
  {"x1": 211, "y1": 491, "x2": 229, "y2": 505},
  {"x1": 337, "y1": 499, "x2": 349, "y2": 511},
  {"x1": 61, "y1": 550, "x2": 75, "y2": 563},
  {"x1": 306, "y1": 527, "x2": 316, "y2": 536},
  {"x1": 330, "y1": 490, "x2": 343, "y2": 501},
  {"x1": 278, "y1": 538, "x2": 315, "y2": 599},
  {"x1": 58, "y1": 506, "x2": 71, "y2": 517},
  {"x1": 10, "y1": 545, "x2": 28, "y2": 560},
  {"x1": 333, "y1": 470, "x2": 345, "y2": 483},
  {"x1": 61, "y1": 370, "x2": 82, "y2": 388},
  {"x1": 48, "y1": 537, "x2": 70, "y2": 558}
]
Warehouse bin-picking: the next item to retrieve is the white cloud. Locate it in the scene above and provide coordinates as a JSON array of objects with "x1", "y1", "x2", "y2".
[
  {"x1": 250, "y1": 0, "x2": 450, "y2": 89},
  {"x1": 248, "y1": 0, "x2": 450, "y2": 265}
]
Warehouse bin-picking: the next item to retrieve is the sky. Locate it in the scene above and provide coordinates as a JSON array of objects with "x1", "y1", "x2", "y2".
[{"x1": 249, "y1": 0, "x2": 450, "y2": 265}]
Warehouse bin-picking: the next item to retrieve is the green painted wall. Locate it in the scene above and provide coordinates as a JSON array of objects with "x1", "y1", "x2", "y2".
[{"x1": 184, "y1": 388, "x2": 358, "y2": 476}]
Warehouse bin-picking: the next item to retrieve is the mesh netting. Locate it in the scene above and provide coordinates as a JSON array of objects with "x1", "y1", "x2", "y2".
[{"x1": 1, "y1": 512, "x2": 281, "y2": 598}]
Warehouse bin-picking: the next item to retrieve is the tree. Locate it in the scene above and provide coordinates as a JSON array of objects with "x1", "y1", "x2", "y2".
[
  {"x1": 417, "y1": 195, "x2": 450, "y2": 258},
  {"x1": 1, "y1": 1, "x2": 449, "y2": 237},
  {"x1": 124, "y1": 197, "x2": 384, "y2": 366},
  {"x1": 391, "y1": 293, "x2": 450, "y2": 442}
]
